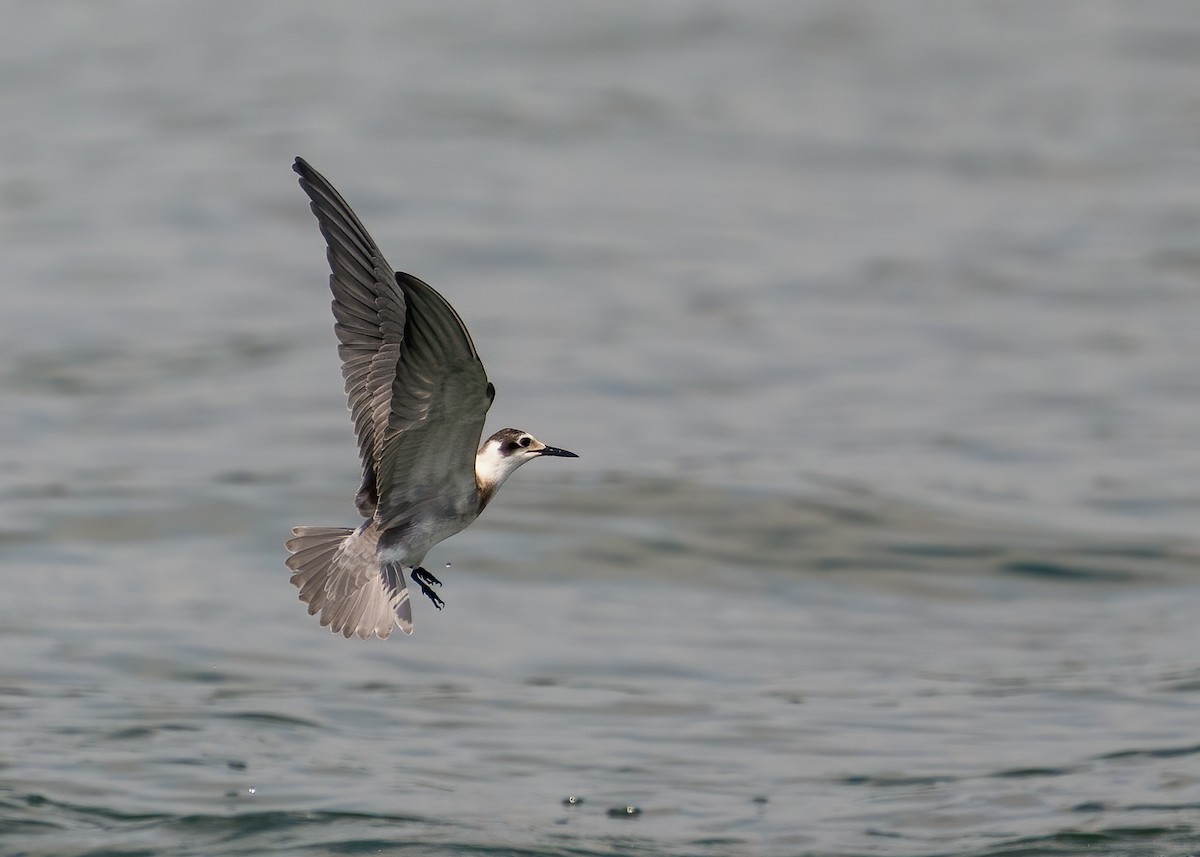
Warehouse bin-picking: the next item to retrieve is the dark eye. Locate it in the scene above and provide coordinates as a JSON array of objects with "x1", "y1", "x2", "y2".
[
  {"x1": 501, "y1": 441, "x2": 519, "y2": 453},
  {"x1": 518, "y1": 436, "x2": 532, "y2": 448}
]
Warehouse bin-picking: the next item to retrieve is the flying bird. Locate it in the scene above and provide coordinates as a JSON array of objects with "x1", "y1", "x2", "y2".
[{"x1": 286, "y1": 157, "x2": 577, "y2": 639}]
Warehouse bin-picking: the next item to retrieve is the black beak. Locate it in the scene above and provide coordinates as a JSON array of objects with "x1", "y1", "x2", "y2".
[{"x1": 538, "y1": 445, "x2": 578, "y2": 458}]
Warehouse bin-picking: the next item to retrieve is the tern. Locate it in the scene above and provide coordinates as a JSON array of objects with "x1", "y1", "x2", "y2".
[{"x1": 286, "y1": 157, "x2": 577, "y2": 639}]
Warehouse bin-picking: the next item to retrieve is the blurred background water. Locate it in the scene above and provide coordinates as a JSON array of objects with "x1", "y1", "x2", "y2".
[{"x1": 2, "y1": 2, "x2": 1199, "y2": 855}]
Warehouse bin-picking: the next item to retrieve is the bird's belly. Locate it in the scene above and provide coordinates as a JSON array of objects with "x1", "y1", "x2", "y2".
[{"x1": 376, "y1": 508, "x2": 475, "y2": 568}]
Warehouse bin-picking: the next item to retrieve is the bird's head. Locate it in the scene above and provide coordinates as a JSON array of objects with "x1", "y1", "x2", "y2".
[{"x1": 475, "y1": 428, "x2": 578, "y2": 498}]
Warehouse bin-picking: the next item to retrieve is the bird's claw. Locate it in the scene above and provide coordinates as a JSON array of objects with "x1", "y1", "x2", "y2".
[
  {"x1": 412, "y1": 567, "x2": 445, "y2": 609},
  {"x1": 411, "y1": 567, "x2": 442, "y2": 588}
]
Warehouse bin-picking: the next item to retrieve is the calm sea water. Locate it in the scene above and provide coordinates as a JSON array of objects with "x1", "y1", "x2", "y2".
[{"x1": 2, "y1": 2, "x2": 1199, "y2": 855}]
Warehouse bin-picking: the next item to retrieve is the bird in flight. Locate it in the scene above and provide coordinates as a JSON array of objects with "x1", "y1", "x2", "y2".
[{"x1": 286, "y1": 157, "x2": 577, "y2": 639}]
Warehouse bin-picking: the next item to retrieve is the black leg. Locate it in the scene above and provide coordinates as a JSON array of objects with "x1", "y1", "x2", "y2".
[
  {"x1": 411, "y1": 567, "x2": 442, "y2": 588},
  {"x1": 411, "y1": 567, "x2": 444, "y2": 609}
]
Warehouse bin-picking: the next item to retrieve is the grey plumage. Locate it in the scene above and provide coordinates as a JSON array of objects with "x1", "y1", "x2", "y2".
[
  {"x1": 287, "y1": 524, "x2": 412, "y2": 637},
  {"x1": 285, "y1": 157, "x2": 576, "y2": 640}
]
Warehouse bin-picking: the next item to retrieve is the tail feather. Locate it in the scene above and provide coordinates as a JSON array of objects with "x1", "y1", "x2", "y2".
[{"x1": 285, "y1": 524, "x2": 414, "y2": 639}]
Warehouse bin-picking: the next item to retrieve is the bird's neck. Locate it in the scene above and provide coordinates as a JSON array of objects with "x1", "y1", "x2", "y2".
[{"x1": 474, "y1": 447, "x2": 525, "y2": 512}]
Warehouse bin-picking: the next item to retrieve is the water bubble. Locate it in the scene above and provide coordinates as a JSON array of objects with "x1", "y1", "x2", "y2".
[
  {"x1": 444, "y1": 562, "x2": 452, "y2": 569},
  {"x1": 562, "y1": 795, "x2": 584, "y2": 806},
  {"x1": 247, "y1": 787, "x2": 257, "y2": 795},
  {"x1": 607, "y1": 805, "x2": 641, "y2": 818}
]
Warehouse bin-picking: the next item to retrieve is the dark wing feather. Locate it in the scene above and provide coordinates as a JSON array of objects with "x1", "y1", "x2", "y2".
[
  {"x1": 293, "y1": 158, "x2": 492, "y2": 525},
  {"x1": 373, "y1": 272, "x2": 492, "y2": 531},
  {"x1": 294, "y1": 157, "x2": 406, "y2": 516}
]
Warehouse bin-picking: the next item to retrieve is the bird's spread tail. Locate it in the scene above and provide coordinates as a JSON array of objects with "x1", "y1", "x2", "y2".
[{"x1": 285, "y1": 523, "x2": 413, "y2": 639}]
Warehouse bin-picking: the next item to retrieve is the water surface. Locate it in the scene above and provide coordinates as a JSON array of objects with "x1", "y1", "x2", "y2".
[{"x1": 2, "y1": 2, "x2": 1199, "y2": 855}]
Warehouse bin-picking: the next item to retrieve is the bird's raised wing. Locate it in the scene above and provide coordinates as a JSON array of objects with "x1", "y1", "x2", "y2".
[
  {"x1": 293, "y1": 158, "x2": 492, "y2": 524},
  {"x1": 294, "y1": 157, "x2": 401, "y2": 515}
]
